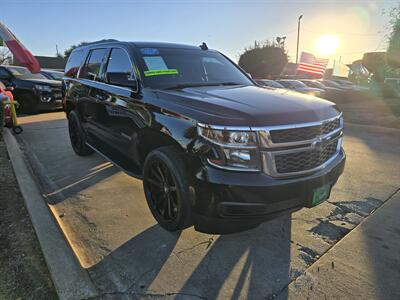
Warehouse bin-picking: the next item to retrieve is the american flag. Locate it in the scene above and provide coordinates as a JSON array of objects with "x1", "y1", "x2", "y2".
[{"x1": 297, "y1": 52, "x2": 329, "y2": 77}]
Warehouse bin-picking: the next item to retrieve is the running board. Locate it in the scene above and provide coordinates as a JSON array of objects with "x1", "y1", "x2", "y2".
[{"x1": 86, "y1": 142, "x2": 143, "y2": 180}]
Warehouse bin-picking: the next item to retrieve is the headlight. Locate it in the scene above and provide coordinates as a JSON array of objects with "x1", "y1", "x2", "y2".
[
  {"x1": 197, "y1": 125, "x2": 260, "y2": 171},
  {"x1": 34, "y1": 84, "x2": 52, "y2": 92},
  {"x1": 197, "y1": 126, "x2": 256, "y2": 147}
]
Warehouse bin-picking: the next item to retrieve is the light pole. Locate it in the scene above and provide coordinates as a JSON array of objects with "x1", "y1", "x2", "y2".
[{"x1": 296, "y1": 14, "x2": 303, "y2": 64}]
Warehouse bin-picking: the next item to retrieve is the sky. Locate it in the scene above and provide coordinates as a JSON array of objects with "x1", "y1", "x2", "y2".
[{"x1": 1, "y1": 0, "x2": 398, "y2": 66}]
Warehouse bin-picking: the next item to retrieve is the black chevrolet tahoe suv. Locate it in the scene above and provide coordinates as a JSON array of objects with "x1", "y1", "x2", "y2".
[
  {"x1": 0, "y1": 65, "x2": 62, "y2": 114},
  {"x1": 62, "y1": 40, "x2": 345, "y2": 234}
]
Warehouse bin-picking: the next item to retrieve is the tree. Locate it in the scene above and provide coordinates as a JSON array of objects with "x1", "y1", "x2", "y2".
[
  {"x1": 362, "y1": 52, "x2": 387, "y2": 82},
  {"x1": 387, "y1": 4, "x2": 400, "y2": 68},
  {"x1": 0, "y1": 47, "x2": 12, "y2": 65},
  {"x1": 238, "y1": 41, "x2": 288, "y2": 78}
]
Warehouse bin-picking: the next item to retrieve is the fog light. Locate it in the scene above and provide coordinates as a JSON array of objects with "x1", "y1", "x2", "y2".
[{"x1": 41, "y1": 96, "x2": 52, "y2": 103}]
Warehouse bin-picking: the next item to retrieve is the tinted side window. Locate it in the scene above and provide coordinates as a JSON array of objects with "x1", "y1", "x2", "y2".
[
  {"x1": 79, "y1": 48, "x2": 108, "y2": 81},
  {"x1": 105, "y1": 48, "x2": 133, "y2": 81},
  {"x1": 64, "y1": 50, "x2": 84, "y2": 78}
]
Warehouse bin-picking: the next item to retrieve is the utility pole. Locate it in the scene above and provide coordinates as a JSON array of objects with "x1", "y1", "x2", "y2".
[
  {"x1": 56, "y1": 44, "x2": 59, "y2": 56},
  {"x1": 296, "y1": 15, "x2": 303, "y2": 64}
]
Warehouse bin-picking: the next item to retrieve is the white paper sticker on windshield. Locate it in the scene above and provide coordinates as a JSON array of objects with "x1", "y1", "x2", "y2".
[{"x1": 143, "y1": 56, "x2": 168, "y2": 71}]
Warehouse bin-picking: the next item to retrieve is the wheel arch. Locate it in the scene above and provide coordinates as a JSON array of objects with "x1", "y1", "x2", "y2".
[
  {"x1": 137, "y1": 129, "x2": 186, "y2": 168},
  {"x1": 64, "y1": 99, "x2": 76, "y2": 117}
]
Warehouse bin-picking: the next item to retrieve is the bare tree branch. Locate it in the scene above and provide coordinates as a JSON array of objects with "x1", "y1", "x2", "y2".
[{"x1": 0, "y1": 47, "x2": 12, "y2": 65}]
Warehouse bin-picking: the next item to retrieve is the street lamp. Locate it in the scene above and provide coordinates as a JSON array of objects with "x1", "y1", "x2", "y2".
[{"x1": 296, "y1": 14, "x2": 303, "y2": 64}]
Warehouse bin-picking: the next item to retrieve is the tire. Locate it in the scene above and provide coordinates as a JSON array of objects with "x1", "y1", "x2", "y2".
[
  {"x1": 143, "y1": 146, "x2": 193, "y2": 232},
  {"x1": 68, "y1": 110, "x2": 94, "y2": 156},
  {"x1": 19, "y1": 93, "x2": 39, "y2": 114}
]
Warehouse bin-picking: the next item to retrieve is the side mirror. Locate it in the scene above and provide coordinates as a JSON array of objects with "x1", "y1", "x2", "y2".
[{"x1": 107, "y1": 72, "x2": 138, "y2": 91}]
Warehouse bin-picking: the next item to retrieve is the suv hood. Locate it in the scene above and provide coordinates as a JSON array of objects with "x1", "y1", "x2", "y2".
[{"x1": 153, "y1": 85, "x2": 340, "y2": 126}]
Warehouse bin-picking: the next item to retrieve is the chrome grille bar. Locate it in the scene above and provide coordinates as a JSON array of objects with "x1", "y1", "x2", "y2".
[{"x1": 257, "y1": 114, "x2": 344, "y2": 178}]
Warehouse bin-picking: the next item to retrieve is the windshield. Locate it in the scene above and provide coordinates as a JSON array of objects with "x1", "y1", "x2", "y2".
[
  {"x1": 136, "y1": 47, "x2": 253, "y2": 89},
  {"x1": 7, "y1": 66, "x2": 47, "y2": 80}
]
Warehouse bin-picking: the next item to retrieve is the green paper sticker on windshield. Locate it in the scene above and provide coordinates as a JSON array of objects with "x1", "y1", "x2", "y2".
[{"x1": 144, "y1": 69, "x2": 179, "y2": 77}]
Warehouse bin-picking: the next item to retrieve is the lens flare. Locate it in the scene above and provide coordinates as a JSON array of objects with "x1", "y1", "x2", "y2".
[{"x1": 315, "y1": 34, "x2": 340, "y2": 57}]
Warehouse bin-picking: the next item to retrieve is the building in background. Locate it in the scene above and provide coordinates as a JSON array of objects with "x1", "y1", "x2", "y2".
[{"x1": 14, "y1": 55, "x2": 66, "y2": 71}]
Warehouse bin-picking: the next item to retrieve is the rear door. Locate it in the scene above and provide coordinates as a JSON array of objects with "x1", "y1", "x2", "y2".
[
  {"x1": 77, "y1": 48, "x2": 110, "y2": 143},
  {"x1": 101, "y1": 47, "x2": 143, "y2": 165}
]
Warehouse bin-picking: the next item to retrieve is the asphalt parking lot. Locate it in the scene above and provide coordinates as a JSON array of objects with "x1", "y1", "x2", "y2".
[{"x1": 14, "y1": 111, "x2": 400, "y2": 299}]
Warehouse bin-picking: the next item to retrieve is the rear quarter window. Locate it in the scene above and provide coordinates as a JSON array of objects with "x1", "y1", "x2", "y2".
[
  {"x1": 79, "y1": 48, "x2": 108, "y2": 81},
  {"x1": 65, "y1": 50, "x2": 84, "y2": 78}
]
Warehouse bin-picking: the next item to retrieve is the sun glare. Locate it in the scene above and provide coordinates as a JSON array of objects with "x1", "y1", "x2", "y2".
[{"x1": 314, "y1": 34, "x2": 340, "y2": 57}]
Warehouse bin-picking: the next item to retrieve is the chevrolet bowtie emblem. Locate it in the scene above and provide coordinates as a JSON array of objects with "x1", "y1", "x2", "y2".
[{"x1": 311, "y1": 135, "x2": 331, "y2": 151}]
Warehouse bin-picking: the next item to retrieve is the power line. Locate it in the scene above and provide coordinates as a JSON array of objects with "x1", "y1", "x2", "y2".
[{"x1": 302, "y1": 27, "x2": 382, "y2": 37}]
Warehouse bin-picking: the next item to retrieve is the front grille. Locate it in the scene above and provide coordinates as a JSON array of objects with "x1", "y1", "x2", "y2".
[
  {"x1": 269, "y1": 117, "x2": 341, "y2": 144},
  {"x1": 51, "y1": 88, "x2": 62, "y2": 99},
  {"x1": 274, "y1": 140, "x2": 338, "y2": 173}
]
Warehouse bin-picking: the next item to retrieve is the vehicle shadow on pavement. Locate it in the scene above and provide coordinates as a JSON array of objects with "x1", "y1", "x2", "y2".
[
  {"x1": 88, "y1": 216, "x2": 292, "y2": 299},
  {"x1": 15, "y1": 118, "x2": 120, "y2": 205},
  {"x1": 176, "y1": 216, "x2": 292, "y2": 299},
  {"x1": 88, "y1": 225, "x2": 182, "y2": 296},
  {"x1": 44, "y1": 162, "x2": 119, "y2": 205}
]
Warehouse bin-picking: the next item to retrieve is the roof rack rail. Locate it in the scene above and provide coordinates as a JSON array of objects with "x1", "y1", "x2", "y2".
[{"x1": 78, "y1": 39, "x2": 119, "y2": 48}]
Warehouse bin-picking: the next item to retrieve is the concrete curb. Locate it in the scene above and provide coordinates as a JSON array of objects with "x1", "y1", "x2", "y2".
[{"x1": 3, "y1": 129, "x2": 98, "y2": 300}]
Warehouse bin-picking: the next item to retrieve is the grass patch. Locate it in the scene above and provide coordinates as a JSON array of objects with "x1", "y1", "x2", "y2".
[{"x1": 0, "y1": 134, "x2": 57, "y2": 299}]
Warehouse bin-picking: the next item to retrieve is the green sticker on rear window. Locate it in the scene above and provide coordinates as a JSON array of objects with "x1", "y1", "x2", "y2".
[{"x1": 144, "y1": 69, "x2": 179, "y2": 77}]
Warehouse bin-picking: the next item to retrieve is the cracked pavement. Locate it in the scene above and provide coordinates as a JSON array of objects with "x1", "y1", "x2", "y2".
[{"x1": 15, "y1": 112, "x2": 400, "y2": 299}]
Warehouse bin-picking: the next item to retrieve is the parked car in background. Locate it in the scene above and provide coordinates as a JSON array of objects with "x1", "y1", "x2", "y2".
[
  {"x1": 276, "y1": 79, "x2": 325, "y2": 97},
  {"x1": 332, "y1": 79, "x2": 369, "y2": 92},
  {"x1": 255, "y1": 79, "x2": 285, "y2": 89},
  {"x1": 320, "y1": 80, "x2": 347, "y2": 90},
  {"x1": 300, "y1": 79, "x2": 345, "y2": 101},
  {"x1": 40, "y1": 69, "x2": 64, "y2": 81},
  {"x1": 0, "y1": 65, "x2": 62, "y2": 114},
  {"x1": 63, "y1": 40, "x2": 345, "y2": 234}
]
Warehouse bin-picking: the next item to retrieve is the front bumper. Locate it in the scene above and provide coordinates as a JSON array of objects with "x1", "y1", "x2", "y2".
[
  {"x1": 192, "y1": 148, "x2": 346, "y2": 234},
  {"x1": 34, "y1": 89, "x2": 63, "y2": 111},
  {"x1": 38, "y1": 98, "x2": 63, "y2": 110}
]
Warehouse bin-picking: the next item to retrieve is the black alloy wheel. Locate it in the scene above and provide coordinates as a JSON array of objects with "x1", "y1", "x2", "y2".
[
  {"x1": 143, "y1": 146, "x2": 193, "y2": 231},
  {"x1": 68, "y1": 110, "x2": 94, "y2": 156},
  {"x1": 146, "y1": 160, "x2": 179, "y2": 221}
]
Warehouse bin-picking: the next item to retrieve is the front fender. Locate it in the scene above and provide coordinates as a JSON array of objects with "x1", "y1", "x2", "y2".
[{"x1": 136, "y1": 109, "x2": 198, "y2": 164}]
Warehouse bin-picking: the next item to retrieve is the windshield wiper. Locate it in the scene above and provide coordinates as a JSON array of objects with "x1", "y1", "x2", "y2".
[
  {"x1": 216, "y1": 82, "x2": 243, "y2": 86},
  {"x1": 165, "y1": 83, "x2": 218, "y2": 90},
  {"x1": 165, "y1": 82, "x2": 243, "y2": 90}
]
